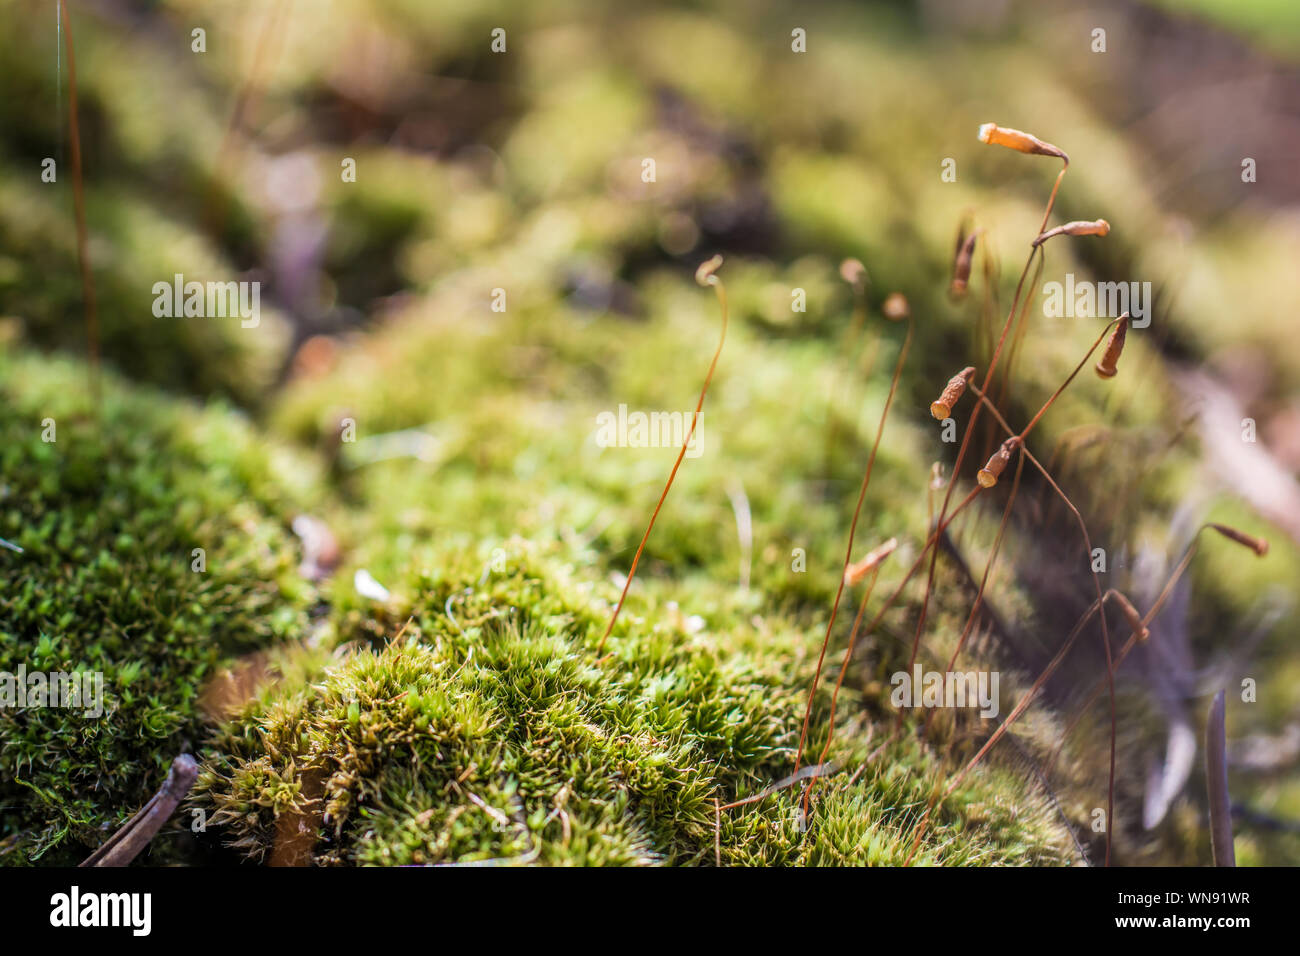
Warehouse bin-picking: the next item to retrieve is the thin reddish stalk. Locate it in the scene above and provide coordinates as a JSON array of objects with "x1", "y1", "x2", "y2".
[
  {"x1": 204, "y1": 0, "x2": 290, "y2": 237},
  {"x1": 988, "y1": 253, "x2": 1046, "y2": 448},
  {"x1": 1039, "y1": 164, "x2": 1069, "y2": 233},
  {"x1": 807, "y1": 565, "x2": 881, "y2": 789},
  {"x1": 922, "y1": 452, "x2": 1027, "y2": 736},
  {"x1": 60, "y1": 1, "x2": 98, "y2": 399},
  {"x1": 837, "y1": 486, "x2": 983, "y2": 684},
  {"x1": 1019, "y1": 318, "x2": 1123, "y2": 440},
  {"x1": 596, "y1": 276, "x2": 729, "y2": 655},
  {"x1": 795, "y1": 318, "x2": 912, "y2": 778},
  {"x1": 903, "y1": 244, "x2": 1044, "y2": 699}
]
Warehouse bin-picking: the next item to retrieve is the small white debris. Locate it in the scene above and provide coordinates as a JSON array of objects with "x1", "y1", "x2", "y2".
[{"x1": 354, "y1": 568, "x2": 391, "y2": 602}]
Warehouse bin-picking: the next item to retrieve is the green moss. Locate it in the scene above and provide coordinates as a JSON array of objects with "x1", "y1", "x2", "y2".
[
  {"x1": 270, "y1": 267, "x2": 934, "y2": 614},
  {"x1": 196, "y1": 539, "x2": 1072, "y2": 866},
  {"x1": 0, "y1": 352, "x2": 319, "y2": 863},
  {"x1": 243, "y1": 233, "x2": 1089, "y2": 866}
]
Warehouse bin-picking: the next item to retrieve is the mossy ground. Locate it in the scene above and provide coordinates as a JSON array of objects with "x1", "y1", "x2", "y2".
[
  {"x1": 2, "y1": 324, "x2": 1076, "y2": 866},
  {"x1": 2, "y1": 0, "x2": 1299, "y2": 866},
  {"x1": 0, "y1": 353, "x2": 319, "y2": 863},
  {"x1": 198, "y1": 536, "x2": 1072, "y2": 866}
]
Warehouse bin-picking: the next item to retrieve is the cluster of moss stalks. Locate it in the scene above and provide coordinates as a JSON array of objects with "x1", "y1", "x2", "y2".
[{"x1": 0, "y1": 337, "x2": 1076, "y2": 866}]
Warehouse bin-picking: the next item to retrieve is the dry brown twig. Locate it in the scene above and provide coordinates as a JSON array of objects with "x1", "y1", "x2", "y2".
[{"x1": 80, "y1": 755, "x2": 199, "y2": 867}]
